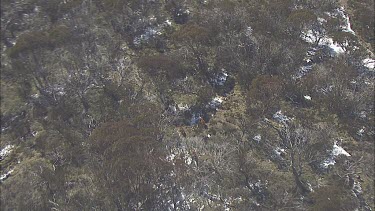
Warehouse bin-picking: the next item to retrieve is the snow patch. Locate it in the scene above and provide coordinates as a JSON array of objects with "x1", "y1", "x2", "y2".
[
  {"x1": 0, "y1": 169, "x2": 14, "y2": 182},
  {"x1": 332, "y1": 141, "x2": 351, "y2": 157},
  {"x1": 326, "y1": 37, "x2": 345, "y2": 54},
  {"x1": 149, "y1": 15, "x2": 157, "y2": 22},
  {"x1": 0, "y1": 145, "x2": 14, "y2": 160},
  {"x1": 322, "y1": 141, "x2": 351, "y2": 168},
  {"x1": 358, "y1": 111, "x2": 367, "y2": 119},
  {"x1": 337, "y1": 7, "x2": 356, "y2": 35},
  {"x1": 322, "y1": 157, "x2": 336, "y2": 167},
  {"x1": 167, "y1": 146, "x2": 195, "y2": 167},
  {"x1": 300, "y1": 7, "x2": 356, "y2": 58},
  {"x1": 245, "y1": 26, "x2": 253, "y2": 37},
  {"x1": 31, "y1": 93, "x2": 40, "y2": 99},
  {"x1": 293, "y1": 48, "x2": 317, "y2": 79},
  {"x1": 273, "y1": 110, "x2": 291, "y2": 123},
  {"x1": 253, "y1": 134, "x2": 261, "y2": 143},
  {"x1": 362, "y1": 58, "x2": 375, "y2": 70},
  {"x1": 185, "y1": 156, "x2": 192, "y2": 165},
  {"x1": 357, "y1": 127, "x2": 365, "y2": 137},
  {"x1": 166, "y1": 153, "x2": 176, "y2": 162},
  {"x1": 353, "y1": 181, "x2": 362, "y2": 194},
  {"x1": 177, "y1": 104, "x2": 190, "y2": 111},
  {"x1": 304, "y1": 95, "x2": 312, "y2": 100},
  {"x1": 190, "y1": 113, "x2": 201, "y2": 125},
  {"x1": 319, "y1": 84, "x2": 335, "y2": 94},
  {"x1": 301, "y1": 27, "x2": 345, "y2": 55},
  {"x1": 168, "y1": 104, "x2": 178, "y2": 114},
  {"x1": 133, "y1": 18, "x2": 172, "y2": 46},
  {"x1": 31, "y1": 131, "x2": 39, "y2": 137},
  {"x1": 164, "y1": 19, "x2": 172, "y2": 26},
  {"x1": 211, "y1": 69, "x2": 229, "y2": 86},
  {"x1": 34, "y1": 6, "x2": 40, "y2": 12},
  {"x1": 207, "y1": 96, "x2": 224, "y2": 110},
  {"x1": 294, "y1": 65, "x2": 313, "y2": 79},
  {"x1": 274, "y1": 147, "x2": 286, "y2": 156}
]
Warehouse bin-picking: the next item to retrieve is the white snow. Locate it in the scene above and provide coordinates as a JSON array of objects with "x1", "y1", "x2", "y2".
[
  {"x1": 208, "y1": 96, "x2": 224, "y2": 110},
  {"x1": 320, "y1": 84, "x2": 335, "y2": 94},
  {"x1": 190, "y1": 113, "x2": 201, "y2": 125},
  {"x1": 0, "y1": 169, "x2": 14, "y2": 182},
  {"x1": 167, "y1": 145, "x2": 195, "y2": 166},
  {"x1": 297, "y1": 64, "x2": 313, "y2": 77},
  {"x1": 343, "y1": 16, "x2": 355, "y2": 34},
  {"x1": 181, "y1": 191, "x2": 186, "y2": 200},
  {"x1": 357, "y1": 127, "x2": 365, "y2": 137},
  {"x1": 364, "y1": 80, "x2": 373, "y2": 85},
  {"x1": 164, "y1": 19, "x2": 172, "y2": 26},
  {"x1": 185, "y1": 156, "x2": 192, "y2": 165},
  {"x1": 304, "y1": 95, "x2": 312, "y2": 100},
  {"x1": 31, "y1": 93, "x2": 40, "y2": 99},
  {"x1": 249, "y1": 180, "x2": 266, "y2": 190},
  {"x1": 332, "y1": 141, "x2": 351, "y2": 157},
  {"x1": 253, "y1": 134, "x2": 261, "y2": 143},
  {"x1": 327, "y1": 37, "x2": 345, "y2": 54},
  {"x1": 34, "y1": 6, "x2": 40, "y2": 12},
  {"x1": 322, "y1": 157, "x2": 336, "y2": 167},
  {"x1": 31, "y1": 131, "x2": 39, "y2": 137},
  {"x1": 293, "y1": 48, "x2": 316, "y2": 79},
  {"x1": 353, "y1": 181, "x2": 362, "y2": 194},
  {"x1": 211, "y1": 69, "x2": 229, "y2": 86},
  {"x1": 318, "y1": 17, "x2": 327, "y2": 23},
  {"x1": 245, "y1": 26, "x2": 253, "y2": 37},
  {"x1": 273, "y1": 110, "x2": 291, "y2": 123},
  {"x1": 302, "y1": 8, "x2": 355, "y2": 56},
  {"x1": 133, "y1": 24, "x2": 166, "y2": 46},
  {"x1": 337, "y1": 7, "x2": 356, "y2": 35},
  {"x1": 166, "y1": 153, "x2": 176, "y2": 162},
  {"x1": 301, "y1": 30, "x2": 318, "y2": 44},
  {"x1": 149, "y1": 15, "x2": 157, "y2": 22},
  {"x1": 177, "y1": 104, "x2": 190, "y2": 111},
  {"x1": 362, "y1": 58, "x2": 375, "y2": 70},
  {"x1": 168, "y1": 105, "x2": 177, "y2": 114},
  {"x1": 49, "y1": 86, "x2": 66, "y2": 96},
  {"x1": 322, "y1": 141, "x2": 351, "y2": 168},
  {"x1": 307, "y1": 182, "x2": 314, "y2": 192},
  {"x1": 274, "y1": 147, "x2": 286, "y2": 156},
  {"x1": 0, "y1": 145, "x2": 14, "y2": 160},
  {"x1": 359, "y1": 111, "x2": 367, "y2": 119}
]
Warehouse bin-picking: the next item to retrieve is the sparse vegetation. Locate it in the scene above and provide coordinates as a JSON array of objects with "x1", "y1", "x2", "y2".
[{"x1": 1, "y1": 0, "x2": 374, "y2": 210}]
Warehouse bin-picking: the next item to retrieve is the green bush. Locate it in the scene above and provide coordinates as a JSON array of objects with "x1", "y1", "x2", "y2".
[
  {"x1": 310, "y1": 184, "x2": 359, "y2": 211},
  {"x1": 6, "y1": 25, "x2": 72, "y2": 58},
  {"x1": 48, "y1": 25, "x2": 72, "y2": 45},
  {"x1": 6, "y1": 31, "x2": 50, "y2": 58},
  {"x1": 287, "y1": 9, "x2": 317, "y2": 29},
  {"x1": 138, "y1": 54, "x2": 186, "y2": 80}
]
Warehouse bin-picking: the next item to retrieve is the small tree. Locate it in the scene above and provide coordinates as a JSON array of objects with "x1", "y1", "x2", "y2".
[
  {"x1": 88, "y1": 108, "x2": 175, "y2": 210},
  {"x1": 247, "y1": 75, "x2": 284, "y2": 116}
]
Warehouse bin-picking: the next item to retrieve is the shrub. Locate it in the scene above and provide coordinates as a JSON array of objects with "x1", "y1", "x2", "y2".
[
  {"x1": 172, "y1": 24, "x2": 212, "y2": 45},
  {"x1": 6, "y1": 26, "x2": 72, "y2": 58},
  {"x1": 48, "y1": 25, "x2": 72, "y2": 45},
  {"x1": 138, "y1": 54, "x2": 186, "y2": 80},
  {"x1": 6, "y1": 31, "x2": 50, "y2": 58},
  {"x1": 310, "y1": 183, "x2": 359, "y2": 211},
  {"x1": 287, "y1": 9, "x2": 317, "y2": 31}
]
